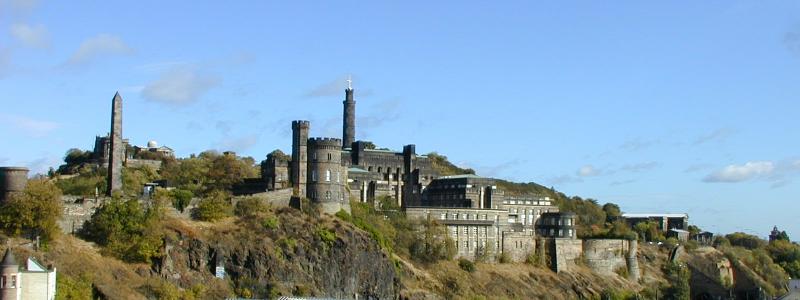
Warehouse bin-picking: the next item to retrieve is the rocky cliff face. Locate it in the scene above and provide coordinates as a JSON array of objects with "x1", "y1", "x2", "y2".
[{"x1": 153, "y1": 208, "x2": 398, "y2": 299}]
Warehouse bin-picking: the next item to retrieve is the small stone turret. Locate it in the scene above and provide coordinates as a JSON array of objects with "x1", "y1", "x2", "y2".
[
  {"x1": 307, "y1": 138, "x2": 349, "y2": 214},
  {"x1": 627, "y1": 239, "x2": 640, "y2": 281},
  {"x1": 0, "y1": 248, "x2": 20, "y2": 300},
  {"x1": 0, "y1": 167, "x2": 28, "y2": 203}
]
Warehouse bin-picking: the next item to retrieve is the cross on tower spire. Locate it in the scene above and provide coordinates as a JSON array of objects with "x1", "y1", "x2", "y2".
[{"x1": 346, "y1": 75, "x2": 352, "y2": 90}]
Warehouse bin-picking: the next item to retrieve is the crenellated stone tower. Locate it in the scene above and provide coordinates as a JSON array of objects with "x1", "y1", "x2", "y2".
[
  {"x1": 291, "y1": 120, "x2": 310, "y2": 198},
  {"x1": 106, "y1": 92, "x2": 123, "y2": 196},
  {"x1": 342, "y1": 86, "x2": 355, "y2": 149},
  {"x1": 307, "y1": 137, "x2": 349, "y2": 214}
]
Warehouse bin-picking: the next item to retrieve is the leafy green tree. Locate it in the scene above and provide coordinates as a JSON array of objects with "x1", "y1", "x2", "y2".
[
  {"x1": 170, "y1": 189, "x2": 193, "y2": 213},
  {"x1": 726, "y1": 232, "x2": 767, "y2": 250},
  {"x1": 81, "y1": 198, "x2": 164, "y2": 263},
  {"x1": 0, "y1": 179, "x2": 63, "y2": 244},
  {"x1": 602, "y1": 203, "x2": 622, "y2": 223},
  {"x1": 409, "y1": 218, "x2": 456, "y2": 263},
  {"x1": 57, "y1": 148, "x2": 94, "y2": 174},
  {"x1": 193, "y1": 191, "x2": 233, "y2": 222},
  {"x1": 56, "y1": 273, "x2": 94, "y2": 300},
  {"x1": 122, "y1": 166, "x2": 158, "y2": 196},
  {"x1": 234, "y1": 197, "x2": 270, "y2": 218},
  {"x1": 767, "y1": 239, "x2": 800, "y2": 278}
]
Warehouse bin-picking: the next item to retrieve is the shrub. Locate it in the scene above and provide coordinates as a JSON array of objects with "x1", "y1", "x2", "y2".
[
  {"x1": 170, "y1": 189, "x2": 193, "y2": 213},
  {"x1": 409, "y1": 218, "x2": 456, "y2": 263},
  {"x1": 0, "y1": 179, "x2": 63, "y2": 245},
  {"x1": 193, "y1": 191, "x2": 233, "y2": 222},
  {"x1": 81, "y1": 198, "x2": 164, "y2": 263},
  {"x1": 316, "y1": 226, "x2": 337, "y2": 246},
  {"x1": 234, "y1": 197, "x2": 269, "y2": 218},
  {"x1": 498, "y1": 252, "x2": 511, "y2": 264},
  {"x1": 262, "y1": 216, "x2": 279, "y2": 230},
  {"x1": 458, "y1": 258, "x2": 476, "y2": 273}
]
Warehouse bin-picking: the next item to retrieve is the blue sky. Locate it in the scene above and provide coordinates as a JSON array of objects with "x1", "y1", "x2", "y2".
[{"x1": 1, "y1": 1, "x2": 799, "y2": 239}]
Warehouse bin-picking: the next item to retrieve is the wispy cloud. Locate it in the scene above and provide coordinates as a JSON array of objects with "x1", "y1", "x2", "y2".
[
  {"x1": 620, "y1": 161, "x2": 659, "y2": 172},
  {"x1": 358, "y1": 99, "x2": 401, "y2": 138},
  {"x1": 577, "y1": 164, "x2": 608, "y2": 177},
  {"x1": 786, "y1": 26, "x2": 800, "y2": 57},
  {"x1": 305, "y1": 75, "x2": 373, "y2": 98},
  {"x1": 0, "y1": 48, "x2": 11, "y2": 78},
  {"x1": 546, "y1": 174, "x2": 583, "y2": 185},
  {"x1": 25, "y1": 155, "x2": 60, "y2": 175},
  {"x1": 610, "y1": 179, "x2": 636, "y2": 186},
  {"x1": 684, "y1": 163, "x2": 714, "y2": 173},
  {"x1": 703, "y1": 161, "x2": 775, "y2": 183},
  {"x1": 0, "y1": 113, "x2": 58, "y2": 137},
  {"x1": 216, "y1": 134, "x2": 259, "y2": 153},
  {"x1": 10, "y1": 23, "x2": 49, "y2": 48},
  {"x1": 141, "y1": 67, "x2": 219, "y2": 105},
  {"x1": 619, "y1": 138, "x2": 657, "y2": 152},
  {"x1": 64, "y1": 34, "x2": 133, "y2": 66},
  {"x1": 693, "y1": 128, "x2": 737, "y2": 145}
]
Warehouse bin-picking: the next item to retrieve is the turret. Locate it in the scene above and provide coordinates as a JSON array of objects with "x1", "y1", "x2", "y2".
[{"x1": 307, "y1": 138, "x2": 349, "y2": 214}]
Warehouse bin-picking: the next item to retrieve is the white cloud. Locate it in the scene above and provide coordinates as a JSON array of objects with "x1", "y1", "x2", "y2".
[
  {"x1": 10, "y1": 23, "x2": 49, "y2": 48},
  {"x1": 25, "y1": 156, "x2": 60, "y2": 175},
  {"x1": 141, "y1": 67, "x2": 219, "y2": 105},
  {"x1": 0, "y1": 113, "x2": 58, "y2": 137},
  {"x1": 703, "y1": 161, "x2": 775, "y2": 183},
  {"x1": 578, "y1": 165, "x2": 602, "y2": 177},
  {"x1": 65, "y1": 34, "x2": 133, "y2": 66}
]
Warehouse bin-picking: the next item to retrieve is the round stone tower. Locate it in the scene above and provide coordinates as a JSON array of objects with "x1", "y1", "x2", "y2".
[
  {"x1": 1, "y1": 248, "x2": 20, "y2": 300},
  {"x1": 0, "y1": 167, "x2": 28, "y2": 203},
  {"x1": 307, "y1": 137, "x2": 349, "y2": 214}
]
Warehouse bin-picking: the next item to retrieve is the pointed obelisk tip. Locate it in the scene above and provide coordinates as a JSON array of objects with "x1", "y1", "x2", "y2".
[{"x1": 113, "y1": 91, "x2": 122, "y2": 100}]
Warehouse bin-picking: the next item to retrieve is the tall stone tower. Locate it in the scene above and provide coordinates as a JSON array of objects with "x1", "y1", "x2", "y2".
[
  {"x1": 307, "y1": 137, "x2": 349, "y2": 214},
  {"x1": 342, "y1": 87, "x2": 355, "y2": 149},
  {"x1": 291, "y1": 120, "x2": 310, "y2": 198},
  {"x1": 106, "y1": 92, "x2": 123, "y2": 196}
]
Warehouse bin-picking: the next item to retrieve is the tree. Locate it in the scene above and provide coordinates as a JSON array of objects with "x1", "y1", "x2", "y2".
[
  {"x1": 170, "y1": 189, "x2": 193, "y2": 213},
  {"x1": 726, "y1": 232, "x2": 766, "y2": 250},
  {"x1": 80, "y1": 197, "x2": 164, "y2": 263},
  {"x1": 193, "y1": 191, "x2": 233, "y2": 222},
  {"x1": 409, "y1": 218, "x2": 456, "y2": 263},
  {"x1": 0, "y1": 179, "x2": 63, "y2": 245},
  {"x1": 602, "y1": 203, "x2": 622, "y2": 223}
]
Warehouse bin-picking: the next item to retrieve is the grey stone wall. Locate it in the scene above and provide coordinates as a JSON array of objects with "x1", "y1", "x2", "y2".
[
  {"x1": 502, "y1": 231, "x2": 535, "y2": 262},
  {"x1": 582, "y1": 239, "x2": 629, "y2": 275},
  {"x1": 550, "y1": 238, "x2": 582, "y2": 273},
  {"x1": 59, "y1": 196, "x2": 103, "y2": 234}
]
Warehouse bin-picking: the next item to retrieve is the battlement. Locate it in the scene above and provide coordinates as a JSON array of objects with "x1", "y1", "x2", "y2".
[
  {"x1": 291, "y1": 120, "x2": 310, "y2": 128},
  {"x1": 308, "y1": 137, "x2": 343, "y2": 148}
]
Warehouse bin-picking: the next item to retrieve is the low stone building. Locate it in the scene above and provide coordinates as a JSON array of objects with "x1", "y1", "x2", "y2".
[
  {"x1": 537, "y1": 212, "x2": 577, "y2": 239},
  {"x1": 622, "y1": 213, "x2": 688, "y2": 231}
]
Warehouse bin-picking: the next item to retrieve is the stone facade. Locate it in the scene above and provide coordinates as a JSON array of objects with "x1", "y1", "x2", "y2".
[
  {"x1": 500, "y1": 196, "x2": 558, "y2": 228},
  {"x1": 582, "y1": 239, "x2": 630, "y2": 275},
  {"x1": 537, "y1": 212, "x2": 577, "y2": 239},
  {"x1": 549, "y1": 238, "x2": 583, "y2": 273},
  {"x1": 307, "y1": 138, "x2": 349, "y2": 214},
  {"x1": 261, "y1": 151, "x2": 290, "y2": 191},
  {"x1": 0, "y1": 167, "x2": 28, "y2": 203},
  {"x1": 406, "y1": 207, "x2": 507, "y2": 260},
  {"x1": 622, "y1": 213, "x2": 688, "y2": 232}
]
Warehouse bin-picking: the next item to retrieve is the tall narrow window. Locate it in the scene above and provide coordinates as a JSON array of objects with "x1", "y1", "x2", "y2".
[
  {"x1": 325, "y1": 169, "x2": 331, "y2": 182},
  {"x1": 326, "y1": 191, "x2": 331, "y2": 199},
  {"x1": 312, "y1": 170, "x2": 317, "y2": 182},
  {"x1": 328, "y1": 153, "x2": 332, "y2": 161},
  {"x1": 336, "y1": 171, "x2": 340, "y2": 182},
  {"x1": 10, "y1": 275, "x2": 16, "y2": 288}
]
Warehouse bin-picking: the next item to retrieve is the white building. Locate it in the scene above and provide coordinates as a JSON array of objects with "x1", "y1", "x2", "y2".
[{"x1": 0, "y1": 249, "x2": 56, "y2": 300}]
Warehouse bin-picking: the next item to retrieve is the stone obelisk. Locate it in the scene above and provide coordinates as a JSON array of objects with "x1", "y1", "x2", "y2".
[{"x1": 106, "y1": 92, "x2": 123, "y2": 196}]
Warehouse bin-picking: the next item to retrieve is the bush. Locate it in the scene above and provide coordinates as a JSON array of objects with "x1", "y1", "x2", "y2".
[
  {"x1": 409, "y1": 218, "x2": 457, "y2": 263},
  {"x1": 316, "y1": 226, "x2": 337, "y2": 245},
  {"x1": 662, "y1": 262, "x2": 690, "y2": 300},
  {"x1": 498, "y1": 252, "x2": 511, "y2": 264},
  {"x1": 81, "y1": 198, "x2": 164, "y2": 263},
  {"x1": 726, "y1": 232, "x2": 767, "y2": 250},
  {"x1": 55, "y1": 273, "x2": 94, "y2": 300},
  {"x1": 0, "y1": 179, "x2": 63, "y2": 245},
  {"x1": 193, "y1": 191, "x2": 233, "y2": 222},
  {"x1": 458, "y1": 258, "x2": 476, "y2": 273},
  {"x1": 261, "y1": 216, "x2": 279, "y2": 230},
  {"x1": 170, "y1": 189, "x2": 193, "y2": 213},
  {"x1": 234, "y1": 197, "x2": 269, "y2": 218}
]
